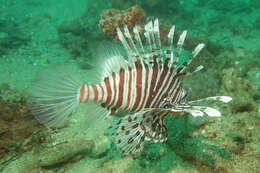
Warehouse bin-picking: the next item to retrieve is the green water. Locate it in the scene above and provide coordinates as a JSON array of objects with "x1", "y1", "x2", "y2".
[{"x1": 0, "y1": 0, "x2": 259, "y2": 172}]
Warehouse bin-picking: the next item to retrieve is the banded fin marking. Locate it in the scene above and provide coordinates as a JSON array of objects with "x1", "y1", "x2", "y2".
[
  {"x1": 192, "y1": 43, "x2": 205, "y2": 59},
  {"x1": 166, "y1": 25, "x2": 175, "y2": 64},
  {"x1": 133, "y1": 25, "x2": 145, "y2": 57},
  {"x1": 180, "y1": 43, "x2": 205, "y2": 73},
  {"x1": 143, "y1": 19, "x2": 164, "y2": 63},
  {"x1": 123, "y1": 24, "x2": 139, "y2": 58},
  {"x1": 175, "y1": 30, "x2": 187, "y2": 65},
  {"x1": 154, "y1": 18, "x2": 163, "y2": 62},
  {"x1": 189, "y1": 96, "x2": 232, "y2": 104},
  {"x1": 144, "y1": 21, "x2": 152, "y2": 54},
  {"x1": 186, "y1": 109, "x2": 204, "y2": 117},
  {"x1": 185, "y1": 65, "x2": 204, "y2": 76},
  {"x1": 116, "y1": 19, "x2": 206, "y2": 75},
  {"x1": 142, "y1": 109, "x2": 168, "y2": 143},
  {"x1": 148, "y1": 21, "x2": 156, "y2": 52},
  {"x1": 187, "y1": 106, "x2": 221, "y2": 117},
  {"x1": 114, "y1": 113, "x2": 146, "y2": 155},
  {"x1": 116, "y1": 27, "x2": 132, "y2": 59},
  {"x1": 111, "y1": 109, "x2": 168, "y2": 154}
]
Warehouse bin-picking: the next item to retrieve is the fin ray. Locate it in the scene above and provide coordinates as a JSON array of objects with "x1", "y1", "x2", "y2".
[
  {"x1": 111, "y1": 109, "x2": 169, "y2": 154},
  {"x1": 30, "y1": 66, "x2": 82, "y2": 127},
  {"x1": 98, "y1": 42, "x2": 128, "y2": 78}
]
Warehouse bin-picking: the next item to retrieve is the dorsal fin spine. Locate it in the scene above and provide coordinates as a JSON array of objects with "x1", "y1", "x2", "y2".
[
  {"x1": 175, "y1": 30, "x2": 187, "y2": 65},
  {"x1": 192, "y1": 43, "x2": 205, "y2": 58},
  {"x1": 154, "y1": 19, "x2": 163, "y2": 61},
  {"x1": 123, "y1": 25, "x2": 139, "y2": 58},
  {"x1": 133, "y1": 25, "x2": 145, "y2": 57},
  {"x1": 148, "y1": 21, "x2": 156, "y2": 52},
  {"x1": 180, "y1": 43, "x2": 205, "y2": 73},
  {"x1": 116, "y1": 27, "x2": 132, "y2": 59},
  {"x1": 144, "y1": 23, "x2": 153, "y2": 53},
  {"x1": 167, "y1": 25, "x2": 175, "y2": 65},
  {"x1": 116, "y1": 19, "x2": 205, "y2": 76}
]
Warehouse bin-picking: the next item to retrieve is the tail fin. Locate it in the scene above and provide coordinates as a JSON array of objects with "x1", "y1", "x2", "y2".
[{"x1": 30, "y1": 66, "x2": 83, "y2": 127}]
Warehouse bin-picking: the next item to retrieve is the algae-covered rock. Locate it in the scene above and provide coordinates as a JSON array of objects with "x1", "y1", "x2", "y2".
[
  {"x1": 39, "y1": 139, "x2": 94, "y2": 168},
  {"x1": 91, "y1": 136, "x2": 111, "y2": 158},
  {"x1": 0, "y1": 20, "x2": 30, "y2": 56},
  {"x1": 99, "y1": 5, "x2": 146, "y2": 38},
  {"x1": 0, "y1": 92, "x2": 40, "y2": 163}
]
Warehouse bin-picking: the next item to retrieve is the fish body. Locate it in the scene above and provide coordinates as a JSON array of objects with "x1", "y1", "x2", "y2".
[
  {"x1": 30, "y1": 19, "x2": 232, "y2": 155},
  {"x1": 78, "y1": 59, "x2": 183, "y2": 114}
]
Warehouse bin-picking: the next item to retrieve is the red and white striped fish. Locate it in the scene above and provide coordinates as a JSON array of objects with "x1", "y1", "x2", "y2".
[{"x1": 30, "y1": 19, "x2": 232, "y2": 155}]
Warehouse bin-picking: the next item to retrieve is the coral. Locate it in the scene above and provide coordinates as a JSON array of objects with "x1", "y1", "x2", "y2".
[{"x1": 99, "y1": 5, "x2": 146, "y2": 40}]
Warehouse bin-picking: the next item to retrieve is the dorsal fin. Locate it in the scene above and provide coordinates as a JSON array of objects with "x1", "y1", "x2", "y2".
[
  {"x1": 153, "y1": 19, "x2": 163, "y2": 62},
  {"x1": 97, "y1": 42, "x2": 128, "y2": 78},
  {"x1": 116, "y1": 19, "x2": 205, "y2": 75},
  {"x1": 133, "y1": 25, "x2": 145, "y2": 57},
  {"x1": 166, "y1": 25, "x2": 175, "y2": 64},
  {"x1": 144, "y1": 20, "x2": 164, "y2": 63}
]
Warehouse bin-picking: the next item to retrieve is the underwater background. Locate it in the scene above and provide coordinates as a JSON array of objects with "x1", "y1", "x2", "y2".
[{"x1": 0, "y1": 0, "x2": 259, "y2": 172}]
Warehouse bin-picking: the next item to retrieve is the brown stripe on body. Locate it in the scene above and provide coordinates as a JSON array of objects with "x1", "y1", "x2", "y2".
[
  {"x1": 153, "y1": 68, "x2": 179, "y2": 107},
  {"x1": 85, "y1": 84, "x2": 90, "y2": 102},
  {"x1": 166, "y1": 70, "x2": 184, "y2": 104},
  {"x1": 168, "y1": 78, "x2": 181, "y2": 103},
  {"x1": 108, "y1": 72, "x2": 117, "y2": 108},
  {"x1": 125, "y1": 66, "x2": 132, "y2": 110},
  {"x1": 131, "y1": 59, "x2": 143, "y2": 111},
  {"x1": 92, "y1": 85, "x2": 98, "y2": 101},
  {"x1": 98, "y1": 83, "x2": 104, "y2": 102},
  {"x1": 149, "y1": 65, "x2": 169, "y2": 108},
  {"x1": 154, "y1": 65, "x2": 169, "y2": 91},
  {"x1": 172, "y1": 85, "x2": 182, "y2": 103},
  {"x1": 153, "y1": 68, "x2": 175, "y2": 107},
  {"x1": 137, "y1": 62, "x2": 149, "y2": 112},
  {"x1": 144, "y1": 59, "x2": 159, "y2": 108},
  {"x1": 79, "y1": 84, "x2": 85, "y2": 102},
  {"x1": 102, "y1": 77, "x2": 112, "y2": 107},
  {"x1": 113, "y1": 68, "x2": 125, "y2": 110}
]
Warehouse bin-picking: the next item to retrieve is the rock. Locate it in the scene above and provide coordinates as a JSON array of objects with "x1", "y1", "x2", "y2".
[
  {"x1": 39, "y1": 139, "x2": 94, "y2": 168},
  {"x1": 0, "y1": 123, "x2": 8, "y2": 137},
  {"x1": 91, "y1": 136, "x2": 111, "y2": 158}
]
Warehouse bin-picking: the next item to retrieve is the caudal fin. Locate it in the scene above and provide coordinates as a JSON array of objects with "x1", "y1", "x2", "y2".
[{"x1": 30, "y1": 66, "x2": 83, "y2": 127}]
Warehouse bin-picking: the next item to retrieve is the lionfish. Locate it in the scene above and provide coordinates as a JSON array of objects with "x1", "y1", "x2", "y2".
[{"x1": 31, "y1": 19, "x2": 232, "y2": 155}]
